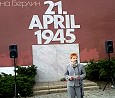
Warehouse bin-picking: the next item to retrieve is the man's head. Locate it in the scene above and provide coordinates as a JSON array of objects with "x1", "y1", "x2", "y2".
[{"x1": 70, "y1": 53, "x2": 78, "y2": 64}]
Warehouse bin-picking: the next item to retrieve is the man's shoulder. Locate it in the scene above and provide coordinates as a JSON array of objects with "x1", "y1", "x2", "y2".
[{"x1": 65, "y1": 63, "x2": 71, "y2": 68}]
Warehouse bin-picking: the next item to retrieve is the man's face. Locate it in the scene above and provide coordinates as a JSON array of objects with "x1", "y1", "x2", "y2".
[{"x1": 71, "y1": 56, "x2": 77, "y2": 63}]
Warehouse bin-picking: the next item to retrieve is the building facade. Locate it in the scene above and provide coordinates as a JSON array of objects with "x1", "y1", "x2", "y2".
[{"x1": 0, "y1": 0, "x2": 115, "y2": 67}]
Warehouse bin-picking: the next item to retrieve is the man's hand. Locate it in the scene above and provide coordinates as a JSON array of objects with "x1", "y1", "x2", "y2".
[
  {"x1": 67, "y1": 76, "x2": 74, "y2": 81},
  {"x1": 77, "y1": 75, "x2": 81, "y2": 80},
  {"x1": 73, "y1": 75, "x2": 81, "y2": 80}
]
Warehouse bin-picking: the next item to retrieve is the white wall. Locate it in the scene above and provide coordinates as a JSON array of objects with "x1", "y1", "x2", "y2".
[
  {"x1": 32, "y1": 44, "x2": 80, "y2": 82},
  {"x1": 0, "y1": 67, "x2": 15, "y2": 75},
  {"x1": 0, "y1": 66, "x2": 28, "y2": 75}
]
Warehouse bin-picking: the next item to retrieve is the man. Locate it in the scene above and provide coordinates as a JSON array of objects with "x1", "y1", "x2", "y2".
[{"x1": 65, "y1": 53, "x2": 86, "y2": 98}]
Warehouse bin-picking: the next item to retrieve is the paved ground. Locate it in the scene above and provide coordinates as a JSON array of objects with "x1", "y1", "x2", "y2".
[{"x1": 27, "y1": 88, "x2": 115, "y2": 98}]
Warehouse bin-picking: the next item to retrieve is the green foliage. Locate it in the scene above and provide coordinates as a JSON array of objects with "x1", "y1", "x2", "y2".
[
  {"x1": 16, "y1": 76, "x2": 35, "y2": 97},
  {"x1": 0, "y1": 73, "x2": 14, "y2": 97},
  {"x1": 85, "y1": 58, "x2": 115, "y2": 81},
  {"x1": 0, "y1": 65, "x2": 37, "y2": 97},
  {"x1": 85, "y1": 60, "x2": 100, "y2": 81},
  {"x1": 16, "y1": 65, "x2": 37, "y2": 78}
]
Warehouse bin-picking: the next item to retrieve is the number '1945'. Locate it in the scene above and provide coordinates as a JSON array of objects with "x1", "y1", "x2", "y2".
[{"x1": 35, "y1": 29, "x2": 76, "y2": 44}]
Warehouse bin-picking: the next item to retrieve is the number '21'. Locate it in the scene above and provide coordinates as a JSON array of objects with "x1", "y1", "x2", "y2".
[{"x1": 44, "y1": 1, "x2": 63, "y2": 14}]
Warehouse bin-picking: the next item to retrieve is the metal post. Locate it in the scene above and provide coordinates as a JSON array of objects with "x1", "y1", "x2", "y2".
[
  {"x1": 14, "y1": 58, "x2": 17, "y2": 98},
  {"x1": 103, "y1": 53, "x2": 115, "y2": 91}
]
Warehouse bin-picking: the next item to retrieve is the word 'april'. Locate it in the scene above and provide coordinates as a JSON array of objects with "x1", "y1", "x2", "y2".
[{"x1": 29, "y1": 15, "x2": 80, "y2": 29}]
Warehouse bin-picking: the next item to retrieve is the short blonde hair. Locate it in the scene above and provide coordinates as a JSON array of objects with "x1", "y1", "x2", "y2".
[{"x1": 70, "y1": 53, "x2": 78, "y2": 59}]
